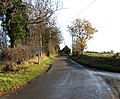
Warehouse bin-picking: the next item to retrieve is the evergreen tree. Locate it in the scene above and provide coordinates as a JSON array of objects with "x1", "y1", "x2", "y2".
[{"x1": 5, "y1": 0, "x2": 27, "y2": 47}]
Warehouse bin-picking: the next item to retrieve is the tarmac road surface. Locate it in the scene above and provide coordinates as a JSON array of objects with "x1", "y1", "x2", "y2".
[{"x1": 0, "y1": 57, "x2": 115, "y2": 99}]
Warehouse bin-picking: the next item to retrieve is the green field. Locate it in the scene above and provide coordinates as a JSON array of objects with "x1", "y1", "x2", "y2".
[
  {"x1": 71, "y1": 52, "x2": 120, "y2": 72},
  {"x1": 85, "y1": 52, "x2": 115, "y2": 57}
]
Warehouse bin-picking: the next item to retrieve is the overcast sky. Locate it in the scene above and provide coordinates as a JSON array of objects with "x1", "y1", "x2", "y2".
[{"x1": 56, "y1": 0, "x2": 120, "y2": 52}]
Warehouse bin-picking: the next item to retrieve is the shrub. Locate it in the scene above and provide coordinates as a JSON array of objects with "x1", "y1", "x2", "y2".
[{"x1": 2, "y1": 46, "x2": 34, "y2": 71}]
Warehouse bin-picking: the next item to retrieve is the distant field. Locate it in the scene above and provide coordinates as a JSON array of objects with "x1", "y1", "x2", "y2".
[
  {"x1": 85, "y1": 52, "x2": 115, "y2": 57},
  {"x1": 71, "y1": 52, "x2": 120, "y2": 72}
]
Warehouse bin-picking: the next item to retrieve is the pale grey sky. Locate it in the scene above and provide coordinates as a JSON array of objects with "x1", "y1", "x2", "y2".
[{"x1": 57, "y1": 0, "x2": 120, "y2": 52}]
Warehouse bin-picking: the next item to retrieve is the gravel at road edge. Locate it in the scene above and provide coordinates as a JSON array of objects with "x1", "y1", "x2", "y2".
[{"x1": 101, "y1": 76, "x2": 120, "y2": 99}]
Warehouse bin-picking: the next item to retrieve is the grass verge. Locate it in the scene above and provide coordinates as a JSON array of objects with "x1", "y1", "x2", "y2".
[
  {"x1": 0, "y1": 56, "x2": 55, "y2": 95},
  {"x1": 70, "y1": 55, "x2": 120, "y2": 72}
]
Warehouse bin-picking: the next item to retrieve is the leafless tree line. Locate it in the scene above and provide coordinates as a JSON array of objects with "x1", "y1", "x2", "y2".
[{"x1": 0, "y1": 0, "x2": 62, "y2": 55}]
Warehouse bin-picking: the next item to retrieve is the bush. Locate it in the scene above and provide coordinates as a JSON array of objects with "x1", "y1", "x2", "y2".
[{"x1": 2, "y1": 46, "x2": 34, "y2": 71}]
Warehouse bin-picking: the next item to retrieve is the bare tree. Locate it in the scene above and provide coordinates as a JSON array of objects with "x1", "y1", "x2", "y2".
[
  {"x1": 23, "y1": 0, "x2": 62, "y2": 56},
  {"x1": 0, "y1": 0, "x2": 11, "y2": 50},
  {"x1": 0, "y1": 29, "x2": 8, "y2": 51},
  {"x1": 25, "y1": 0, "x2": 61, "y2": 24}
]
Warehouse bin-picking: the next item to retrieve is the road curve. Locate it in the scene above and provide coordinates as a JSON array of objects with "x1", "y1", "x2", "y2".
[{"x1": 0, "y1": 57, "x2": 114, "y2": 99}]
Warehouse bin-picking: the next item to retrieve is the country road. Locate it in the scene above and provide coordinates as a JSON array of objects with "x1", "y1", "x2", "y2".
[{"x1": 0, "y1": 57, "x2": 117, "y2": 99}]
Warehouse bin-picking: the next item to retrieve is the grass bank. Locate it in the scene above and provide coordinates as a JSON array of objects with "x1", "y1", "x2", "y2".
[
  {"x1": 70, "y1": 53, "x2": 120, "y2": 72},
  {"x1": 0, "y1": 56, "x2": 55, "y2": 95}
]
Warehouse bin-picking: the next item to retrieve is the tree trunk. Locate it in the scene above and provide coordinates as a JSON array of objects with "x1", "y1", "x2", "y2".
[{"x1": 10, "y1": 39, "x2": 15, "y2": 48}]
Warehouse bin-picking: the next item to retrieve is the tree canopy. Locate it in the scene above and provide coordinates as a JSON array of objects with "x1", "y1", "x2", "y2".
[{"x1": 68, "y1": 18, "x2": 97, "y2": 55}]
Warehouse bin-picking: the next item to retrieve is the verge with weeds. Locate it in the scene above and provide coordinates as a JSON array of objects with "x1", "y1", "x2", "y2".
[
  {"x1": 70, "y1": 54, "x2": 120, "y2": 72},
  {"x1": 0, "y1": 56, "x2": 55, "y2": 95}
]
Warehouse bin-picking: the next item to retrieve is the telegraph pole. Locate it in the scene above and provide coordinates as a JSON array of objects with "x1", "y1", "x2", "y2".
[{"x1": 72, "y1": 34, "x2": 75, "y2": 55}]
